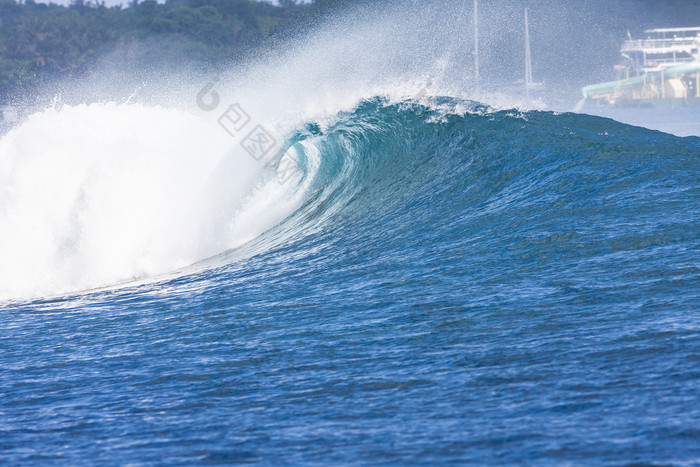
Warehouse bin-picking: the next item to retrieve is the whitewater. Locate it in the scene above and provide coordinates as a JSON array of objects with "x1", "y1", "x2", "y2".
[{"x1": 1, "y1": 1, "x2": 699, "y2": 464}]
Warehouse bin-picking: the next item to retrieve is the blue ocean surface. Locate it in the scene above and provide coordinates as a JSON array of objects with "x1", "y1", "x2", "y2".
[{"x1": 1, "y1": 98, "x2": 699, "y2": 465}]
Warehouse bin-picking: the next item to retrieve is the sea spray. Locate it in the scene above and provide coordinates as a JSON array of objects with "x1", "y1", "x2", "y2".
[{"x1": 0, "y1": 103, "x2": 305, "y2": 299}]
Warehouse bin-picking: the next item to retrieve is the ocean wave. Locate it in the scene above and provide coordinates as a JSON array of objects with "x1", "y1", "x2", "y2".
[{"x1": 0, "y1": 96, "x2": 697, "y2": 301}]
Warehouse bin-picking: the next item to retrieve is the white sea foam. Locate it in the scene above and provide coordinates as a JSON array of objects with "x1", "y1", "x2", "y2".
[{"x1": 0, "y1": 102, "x2": 308, "y2": 299}]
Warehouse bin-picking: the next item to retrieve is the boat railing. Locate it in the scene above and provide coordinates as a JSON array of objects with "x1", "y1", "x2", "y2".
[{"x1": 621, "y1": 37, "x2": 699, "y2": 53}]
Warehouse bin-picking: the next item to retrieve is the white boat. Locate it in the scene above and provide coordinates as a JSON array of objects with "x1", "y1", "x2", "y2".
[{"x1": 582, "y1": 27, "x2": 700, "y2": 107}]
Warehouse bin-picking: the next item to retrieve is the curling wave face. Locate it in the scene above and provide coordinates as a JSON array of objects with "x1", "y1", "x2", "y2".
[{"x1": 1, "y1": 96, "x2": 699, "y2": 301}]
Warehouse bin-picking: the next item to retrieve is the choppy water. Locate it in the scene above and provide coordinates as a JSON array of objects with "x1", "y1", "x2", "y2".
[{"x1": 1, "y1": 97, "x2": 699, "y2": 465}]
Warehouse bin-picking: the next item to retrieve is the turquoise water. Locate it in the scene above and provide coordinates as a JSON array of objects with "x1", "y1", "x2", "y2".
[{"x1": 2, "y1": 98, "x2": 699, "y2": 464}]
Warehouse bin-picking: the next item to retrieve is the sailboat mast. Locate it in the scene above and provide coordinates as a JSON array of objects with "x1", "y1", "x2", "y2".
[
  {"x1": 474, "y1": 0, "x2": 480, "y2": 85},
  {"x1": 524, "y1": 8, "x2": 532, "y2": 101}
]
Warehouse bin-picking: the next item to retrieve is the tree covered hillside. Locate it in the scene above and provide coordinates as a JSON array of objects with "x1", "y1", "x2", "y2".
[{"x1": 0, "y1": 0, "x2": 310, "y2": 102}]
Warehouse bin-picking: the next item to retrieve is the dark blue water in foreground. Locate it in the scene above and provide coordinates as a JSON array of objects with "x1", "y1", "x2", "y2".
[{"x1": 2, "y1": 99, "x2": 699, "y2": 465}]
